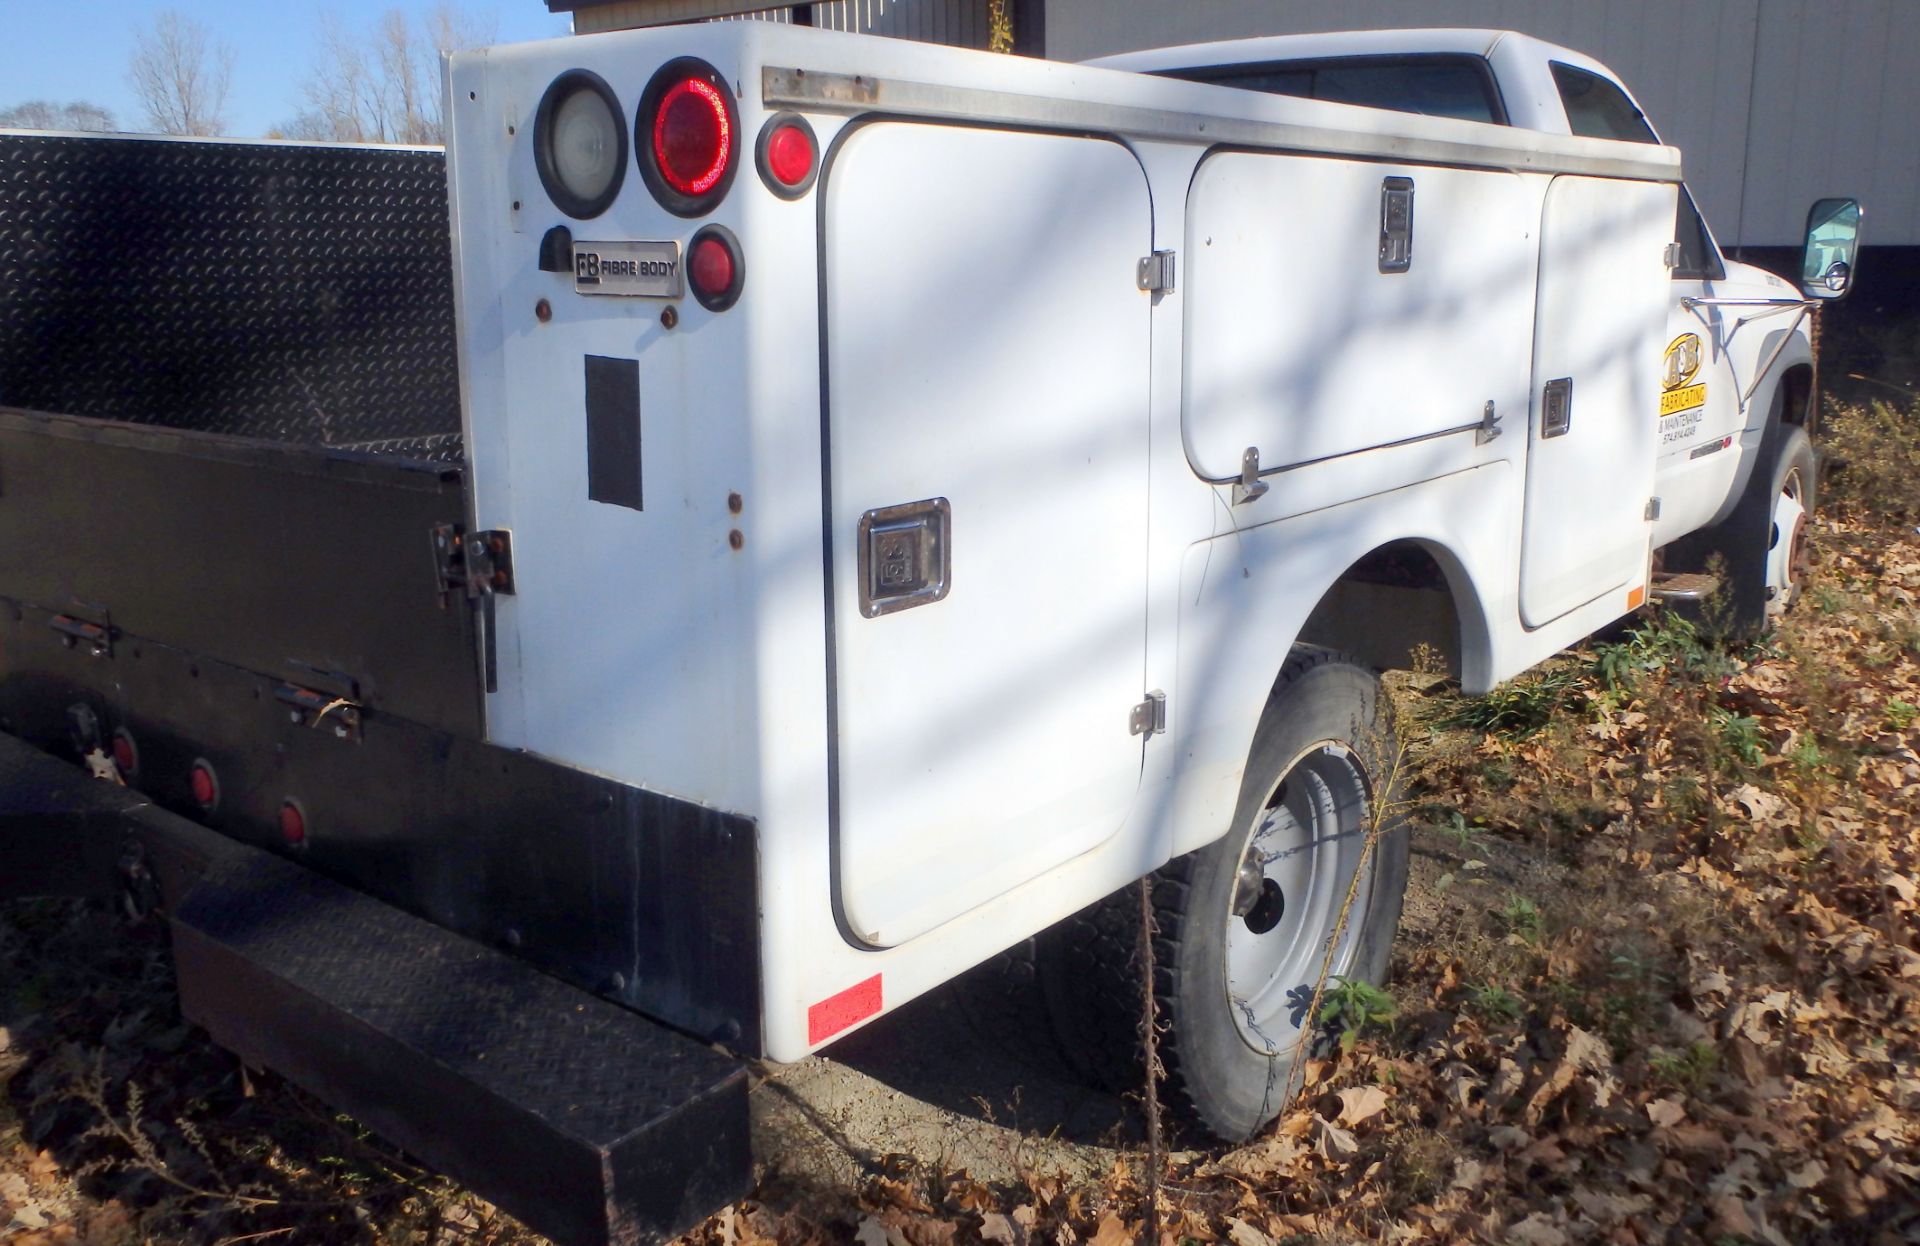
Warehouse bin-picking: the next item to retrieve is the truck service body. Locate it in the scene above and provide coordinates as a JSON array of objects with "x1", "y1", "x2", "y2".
[{"x1": 0, "y1": 20, "x2": 1856, "y2": 1245}]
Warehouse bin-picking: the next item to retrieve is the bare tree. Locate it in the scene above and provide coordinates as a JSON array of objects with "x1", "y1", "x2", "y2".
[
  {"x1": 127, "y1": 10, "x2": 234, "y2": 135},
  {"x1": 0, "y1": 100, "x2": 117, "y2": 132},
  {"x1": 294, "y1": 4, "x2": 497, "y2": 144}
]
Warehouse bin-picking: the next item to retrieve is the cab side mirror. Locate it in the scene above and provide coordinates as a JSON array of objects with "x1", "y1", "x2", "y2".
[{"x1": 1800, "y1": 197, "x2": 1861, "y2": 300}]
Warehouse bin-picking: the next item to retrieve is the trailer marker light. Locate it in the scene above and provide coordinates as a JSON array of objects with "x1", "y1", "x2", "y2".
[
  {"x1": 756, "y1": 113, "x2": 818, "y2": 198},
  {"x1": 637, "y1": 59, "x2": 738, "y2": 217},
  {"x1": 687, "y1": 225, "x2": 744, "y2": 313},
  {"x1": 189, "y1": 760, "x2": 219, "y2": 809},
  {"x1": 808, "y1": 973, "x2": 883, "y2": 1044},
  {"x1": 279, "y1": 799, "x2": 308, "y2": 847},
  {"x1": 110, "y1": 730, "x2": 138, "y2": 778}
]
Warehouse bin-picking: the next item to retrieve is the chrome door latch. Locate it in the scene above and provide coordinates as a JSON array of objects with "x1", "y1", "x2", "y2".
[{"x1": 1130, "y1": 690, "x2": 1167, "y2": 737}]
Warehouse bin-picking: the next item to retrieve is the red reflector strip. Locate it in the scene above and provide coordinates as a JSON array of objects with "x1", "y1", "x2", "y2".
[{"x1": 808, "y1": 973, "x2": 882, "y2": 1044}]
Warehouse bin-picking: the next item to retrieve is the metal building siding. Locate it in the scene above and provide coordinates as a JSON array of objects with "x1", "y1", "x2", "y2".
[
  {"x1": 1047, "y1": 0, "x2": 1916, "y2": 245},
  {"x1": 1744, "y1": 0, "x2": 1919, "y2": 248}
]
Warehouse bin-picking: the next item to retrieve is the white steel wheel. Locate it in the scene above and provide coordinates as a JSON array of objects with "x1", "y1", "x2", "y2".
[
  {"x1": 1764, "y1": 426, "x2": 1817, "y2": 618},
  {"x1": 1223, "y1": 742, "x2": 1378, "y2": 1054},
  {"x1": 1152, "y1": 649, "x2": 1410, "y2": 1142}
]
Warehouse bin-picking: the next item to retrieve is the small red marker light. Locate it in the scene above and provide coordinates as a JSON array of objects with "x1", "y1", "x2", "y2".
[
  {"x1": 756, "y1": 113, "x2": 818, "y2": 199},
  {"x1": 279, "y1": 800, "x2": 307, "y2": 847},
  {"x1": 766, "y1": 124, "x2": 812, "y2": 186},
  {"x1": 189, "y1": 762, "x2": 218, "y2": 808},
  {"x1": 691, "y1": 237, "x2": 733, "y2": 296},
  {"x1": 686, "y1": 225, "x2": 744, "y2": 313},
  {"x1": 110, "y1": 731, "x2": 137, "y2": 777}
]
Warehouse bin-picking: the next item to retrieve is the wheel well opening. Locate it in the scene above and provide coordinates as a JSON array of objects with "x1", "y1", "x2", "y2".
[
  {"x1": 1783, "y1": 363, "x2": 1814, "y2": 429},
  {"x1": 1297, "y1": 541, "x2": 1464, "y2": 678}
]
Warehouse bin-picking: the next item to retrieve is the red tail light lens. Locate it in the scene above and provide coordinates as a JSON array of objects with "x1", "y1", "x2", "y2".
[
  {"x1": 189, "y1": 761, "x2": 219, "y2": 808},
  {"x1": 110, "y1": 730, "x2": 138, "y2": 777},
  {"x1": 279, "y1": 799, "x2": 308, "y2": 847},
  {"x1": 687, "y1": 225, "x2": 744, "y2": 312},
  {"x1": 756, "y1": 113, "x2": 818, "y2": 199},
  {"x1": 654, "y1": 78, "x2": 731, "y2": 195},
  {"x1": 637, "y1": 59, "x2": 738, "y2": 217}
]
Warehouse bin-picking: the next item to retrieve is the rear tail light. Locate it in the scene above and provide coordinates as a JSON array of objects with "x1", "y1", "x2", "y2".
[
  {"x1": 756, "y1": 113, "x2": 818, "y2": 198},
  {"x1": 637, "y1": 59, "x2": 738, "y2": 217},
  {"x1": 688, "y1": 225, "x2": 744, "y2": 312}
]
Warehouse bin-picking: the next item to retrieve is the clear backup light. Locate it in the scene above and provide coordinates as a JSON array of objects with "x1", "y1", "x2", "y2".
[{"x1": 534, "y1": 69, "x2": 627, "y2": 219}]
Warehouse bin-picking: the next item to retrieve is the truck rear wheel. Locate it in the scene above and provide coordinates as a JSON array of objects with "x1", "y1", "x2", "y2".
[{"x1": 1037, "y1": 650, "x2": 1410, "y2": 1141}]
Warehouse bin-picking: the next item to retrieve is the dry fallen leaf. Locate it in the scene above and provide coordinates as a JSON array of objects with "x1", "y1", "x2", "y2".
[
  {"x1": 1225, "y1": 1217, "x2": 1274, "y2": 1246},
  {"x1": 1335, "y1": 1084, "x2": 1390, "y2": 1127}
]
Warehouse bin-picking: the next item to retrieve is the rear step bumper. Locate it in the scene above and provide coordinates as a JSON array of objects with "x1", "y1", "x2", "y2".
[{"x1": 0, "y1": 733, "x2": 752, "y2": 1246}]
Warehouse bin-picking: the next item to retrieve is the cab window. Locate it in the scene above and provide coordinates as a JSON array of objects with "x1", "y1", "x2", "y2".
[
  {"x1": 1550, "y1": 62, "x2": 1657, "y2": 143},
  {"x1": 1673, "y1": 186, "x2": 1726, "y2": 281},
  {"x1": 1161, "y1": 55, "x2": 1507, "y2": 125}
]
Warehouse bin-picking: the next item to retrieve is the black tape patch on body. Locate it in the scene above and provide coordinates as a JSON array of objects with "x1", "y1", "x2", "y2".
[{"x1": 584, "y1": 355, "x2": 643, "y2": 511}]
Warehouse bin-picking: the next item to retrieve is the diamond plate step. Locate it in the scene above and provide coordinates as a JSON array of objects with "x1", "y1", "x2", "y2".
[
  {"x1": 170, "y1": 846, "x2": 751, "y2": 1246},
  {"x1": 1650, "y1": 571, "x2": 1722, "y2": 603}
]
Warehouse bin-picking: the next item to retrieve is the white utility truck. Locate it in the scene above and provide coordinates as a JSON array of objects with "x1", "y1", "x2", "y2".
[{"x1": 0, "y1": 21, "x2": 1858, "y2": 1245}]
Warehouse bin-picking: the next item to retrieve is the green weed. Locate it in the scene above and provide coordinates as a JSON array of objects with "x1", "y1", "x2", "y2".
[
  {"x1": 1649, "y1": 1041, "x2": 1721, "y2": 1092},
  {"x1": 1318, "y1": 976, "x2": 1398, "y2": 1053},
  {"x1": 1466, "y1": 982, "x2": 1525, "y2": 1023},
  {"x1": 1498, "y1": 895, "x2": 1544, "y2": 944},
  {"x1": 1438, "y1": 670, "x2": 1583, "y2": 737}
]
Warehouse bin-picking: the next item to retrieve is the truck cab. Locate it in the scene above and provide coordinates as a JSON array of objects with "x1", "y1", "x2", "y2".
[{"x1": 1094, "y1": 28, "x2": 1827, "y2": 617}]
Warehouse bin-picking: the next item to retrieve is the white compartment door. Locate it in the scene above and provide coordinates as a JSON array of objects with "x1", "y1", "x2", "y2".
[
  {"x1": 825, "y1": 123, "x2": 1153, "y2": 948},
  {"x1": 1520, "y1": 176, "x2": 1675, "y2": 627}
]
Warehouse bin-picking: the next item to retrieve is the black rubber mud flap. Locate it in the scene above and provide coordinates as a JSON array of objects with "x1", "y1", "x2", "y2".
[{"x1": 171, "y1": 848, "x2": 752, "y2": 1246}]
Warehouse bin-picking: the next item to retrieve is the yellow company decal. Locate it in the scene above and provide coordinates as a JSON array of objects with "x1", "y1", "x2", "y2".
[
  {"x1": 1662, "y1": 333, "x2": 1702, "y2": 391},
  {"x1": 1660, "y1": 384, "x2": 1707, "y2": 416}
]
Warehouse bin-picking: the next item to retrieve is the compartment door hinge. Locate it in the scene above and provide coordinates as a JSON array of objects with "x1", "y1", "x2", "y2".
[
  {"x1": 431, "y1": 524, "x2": 516, "y2": 604},
  {"x1": 1130, "y1": 690, "x2": 1167, "y2": 737},
  {"x1": 1136, "y1": 250, "x2": 1176, "y2": 294}
]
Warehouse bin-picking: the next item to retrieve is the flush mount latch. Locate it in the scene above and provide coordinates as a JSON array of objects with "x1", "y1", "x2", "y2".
[
  {"x1": 858, "y1": 497, "x2": 951, "y2": 618},
  {"x1": 1379, "y1": 176, "x2": 1415, "y2": 273}
]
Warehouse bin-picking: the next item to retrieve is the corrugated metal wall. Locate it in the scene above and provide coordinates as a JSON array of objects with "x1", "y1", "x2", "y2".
[
  {"x1": 688, "y1": 0, "x2": 997, "y2": 48},
  {"x1": 1045, "y1": 0, "x2": 1920, "y2": 247}
]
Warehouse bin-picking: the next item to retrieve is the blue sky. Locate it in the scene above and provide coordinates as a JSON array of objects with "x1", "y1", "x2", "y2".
[{"x1": 0, "y1": 2, "x2": 574, "y2": 136}]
